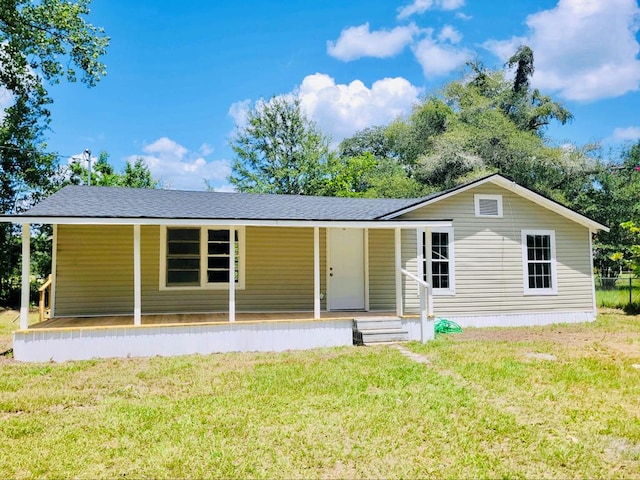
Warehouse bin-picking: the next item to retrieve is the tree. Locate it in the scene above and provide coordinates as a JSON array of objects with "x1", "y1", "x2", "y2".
[
  {"x1": 0, "y1": 0, "x2": 109, "y2": 305},
  {"x1": 68, "y1": 152, "x2": 158, "y2": 188},
  {"x1": 229, "y1": 96, "x2": 334, "y2": 195}
]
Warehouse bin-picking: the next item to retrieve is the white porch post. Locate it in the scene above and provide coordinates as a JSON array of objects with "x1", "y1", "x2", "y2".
[
  {"x1": 395, "y1": 227, "x2": 403, "y2": 317},
  {"x1": 313, "y1": 227, "x2": 320, "y2": 319},
  {"x1": 133, "y1": 224, "x2": 142, "y2": 326},
  {"x1": 229, "y1": 227, "x2": 236, "y2": 322},
  {"x1": 20, "y1": 223, "x2": 30, "y2": 330},
  {"x1": 417, "y1": 227, "x2": 427, "y2": 341}
]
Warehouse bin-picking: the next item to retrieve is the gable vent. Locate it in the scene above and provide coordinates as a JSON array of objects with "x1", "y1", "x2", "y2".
[
  {"x1": 475, "y1": 194, "x2": 503, "y2": 218},
  {"x1": 479, "y1": 198, "x2": 499, "y2": 216}
]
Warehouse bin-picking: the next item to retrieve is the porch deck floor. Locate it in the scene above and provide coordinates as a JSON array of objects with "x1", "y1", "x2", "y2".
[{"x1": 29, "y1": 310, "x2": 398, "y2": 330}]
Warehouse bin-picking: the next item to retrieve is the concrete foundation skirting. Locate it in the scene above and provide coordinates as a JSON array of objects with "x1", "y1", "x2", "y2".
[{"x1": 13, "y1": 319, "x2": 353, "y2": 362}]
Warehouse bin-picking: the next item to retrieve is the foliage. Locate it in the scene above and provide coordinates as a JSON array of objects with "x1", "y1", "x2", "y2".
[
  {"x1": 620, "y1": 220, "x2": 640, "y2": 275},
  {"x1": 0, "y1": 0, "x2": 108, "y2": 305},
  {"x1": 1, "y1": 311, "x2": 639, "y2": 477},
  {"x1": 68, "y1": 151, "x2": 158, "y2": 188},
  {"x1": 229, "y1": 96, "x2": 334, "y2": 195}
]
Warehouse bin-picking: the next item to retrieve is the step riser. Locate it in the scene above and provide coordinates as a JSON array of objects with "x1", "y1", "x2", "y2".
[
  {"x1": 362, "y1": 333, "x2": 409, "y2": 343},
  {"x1": 355, "y1": 321, "x2": 403, "y2": 331}
]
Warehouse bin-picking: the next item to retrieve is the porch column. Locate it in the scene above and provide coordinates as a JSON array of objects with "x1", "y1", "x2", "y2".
[
  {"x1": 133, "y1": 224, "x2": 142, "y2": 326},
  {"x1": 417, "y1": 227, "x2": 427, "y2": 341},
  {"x1": 313, "y1": 227, "x2": 320, "y2": 319},
  {"x1": 229, "y1": 227, "x2": 235, "y2": 322},
  {"x1": 395, "y1": 227, "x2": 403, "y2": 316},
  {"x1": 20, "y1": 223, "x2": 30, "y2": 330}
]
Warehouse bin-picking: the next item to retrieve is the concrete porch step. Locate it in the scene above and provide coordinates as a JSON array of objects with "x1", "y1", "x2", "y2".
[{"x1": 352, "y1": 316, "x2": 409, "y2": 345}]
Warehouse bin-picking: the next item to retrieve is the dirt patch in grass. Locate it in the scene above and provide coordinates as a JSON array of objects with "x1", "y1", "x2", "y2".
[{"x1": 450, "y1": 311, "x2": 640, "y2": 360}]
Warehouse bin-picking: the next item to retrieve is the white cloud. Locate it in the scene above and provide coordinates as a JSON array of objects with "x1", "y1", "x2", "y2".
[
  {"x1": 455, "y1": 12, "x2": 472, "y2": 20},
  {"x1": 438, "y1": 25, "x2": 463, "y2": 44},
  {"x1": 327, "y1": 23, "x2": 420, "y2": 61},
  {"x1": 397, "y1": 0, "x2": 465, "y2": 19},
  {"x1": 129, "y1": 137, "x2": 230, "y2": 191},
  {"x1": 296, "y1": 73, "x2": 422, "y2": 141},
  {"x1": 228, "y1": 99, "x2": 251, "y2": 127},
  {"x1": 484, "y1": 0, "x2": 640, "y2": 101},
  {"x1": 412, "y1": 28, "x2": 472, "y2": 77},
  {"x1": 613, "y1": 126, "x2": 640, "y2": 141}
]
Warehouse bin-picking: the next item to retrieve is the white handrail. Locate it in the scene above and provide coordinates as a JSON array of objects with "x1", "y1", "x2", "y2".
[{"x1": 399, "y1": 268, "x2": 434, "y2": 342}]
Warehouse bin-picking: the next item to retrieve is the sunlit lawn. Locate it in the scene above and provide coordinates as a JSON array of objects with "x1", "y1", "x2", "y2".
[{"x1": 0, "y1": 309, "x2": 639, "y2": 478}]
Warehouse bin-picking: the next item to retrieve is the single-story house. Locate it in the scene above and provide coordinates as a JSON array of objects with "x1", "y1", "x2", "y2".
[{"x1": 1, "y1": 173, "x2": 608, "y2": 362}]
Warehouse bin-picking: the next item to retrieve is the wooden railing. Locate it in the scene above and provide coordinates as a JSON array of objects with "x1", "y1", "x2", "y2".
[{"x1": 38, "y1": 274, "x2": 52, "y2": 322}]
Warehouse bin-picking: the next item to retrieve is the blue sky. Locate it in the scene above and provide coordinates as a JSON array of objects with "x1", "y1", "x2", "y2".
[{"x1": 39, "y1": 0, "x2": 640, "y2": 191}]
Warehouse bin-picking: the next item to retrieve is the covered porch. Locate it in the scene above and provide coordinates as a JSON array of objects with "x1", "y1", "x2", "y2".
[{"x1": 14, "y1": 217, "x2": 450, "y2": 362}]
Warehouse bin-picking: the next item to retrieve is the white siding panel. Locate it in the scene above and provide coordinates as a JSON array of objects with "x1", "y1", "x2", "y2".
[{"x1": 14, "y1": 319, "x2": 353, "y2": 362}]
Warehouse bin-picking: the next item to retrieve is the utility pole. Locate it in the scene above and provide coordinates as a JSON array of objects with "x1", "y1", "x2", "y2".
[{"x1": 85, "y1": 149, "x2": 92, "y2": 186}]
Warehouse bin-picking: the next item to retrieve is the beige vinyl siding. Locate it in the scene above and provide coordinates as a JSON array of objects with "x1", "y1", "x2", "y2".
[
  {"x1": 399, "y1": 183, "x2": 594, "y2": 316},
  {"x1": 368, "y1": 229, "x2": 395, "y2": 310},
  {"x1": 55, "y1": 225, "x2": 134, "y2": 315},
  {"x1": 55, "y1": 225, "x2": 326, "y2": 316}
]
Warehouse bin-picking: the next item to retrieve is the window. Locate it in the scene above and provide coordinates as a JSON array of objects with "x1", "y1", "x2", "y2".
[
  {"x1": 521, "y1": 230, "x2": 557, "y2": 295},
  {"x1": 475, "y1": 194, "x2": 503, "y2": 218},
  {"x1": 160, "y1": 227, "x2": 245, "y2": 290},
  {"x1": 421, "y1": 228, "x2": 455, "y2": 294}
]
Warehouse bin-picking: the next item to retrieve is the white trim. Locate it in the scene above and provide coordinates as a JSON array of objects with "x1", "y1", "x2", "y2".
[
  {"x1": 20, "y1": 223, "x2": 30, "y2": 330},
  {"x1": 589, "y1": 230, "x2": 597, "y2": 315},
  {"x1": 133, "y1": 225, "x2": 142, "y2": 326},
  {"x1": 50, "y1": 224, "x2": 58, "y2": 318},
  {"x1": 395, "y1": 228, "x2": 402, "y2": 316},
  {"x1": 474, "y1": 194, "x2": 503, "y2": 218},
  {"x1": 229, "y1": 227, "x2": 235, "y2": 323},
  {"x1": 364, "y1": 228, "x2": 369, "y2": 311},
  {"x1": 6, "y1": 217, "x2": 454, "y2": 229},
  {"x1": 159, "y1": 226, "x2": 246, "y2": 291},
  {"x1": 381, "y1": 174, "x2": 608, "y2": 232},
  {"x1": 313, "y1": 227, "x2": 320, "y2": 319},
  {"x1": 521, "y1": 229, "x2": 557, "y2": 296}
]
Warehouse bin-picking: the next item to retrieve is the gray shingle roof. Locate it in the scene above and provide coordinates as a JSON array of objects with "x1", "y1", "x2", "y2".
[{"x1": 20, "y1": 185, "x2": 431, "y2": 221}]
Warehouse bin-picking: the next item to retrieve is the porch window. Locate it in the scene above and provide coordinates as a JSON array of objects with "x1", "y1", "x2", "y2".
[
  {"x1": 422, "y1": 228, "x2": 455, "y2": 295},
  {"x1": 521, "y1": 230, "x2": 557, "y2": 295},
  {"x1": 161, "y1": 226, "x2": 245, "y2": 290}
]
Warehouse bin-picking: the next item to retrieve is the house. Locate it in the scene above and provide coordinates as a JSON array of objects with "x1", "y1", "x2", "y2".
[{"x1": 1, "y1": 173, "x2": 608, "y2": 362}]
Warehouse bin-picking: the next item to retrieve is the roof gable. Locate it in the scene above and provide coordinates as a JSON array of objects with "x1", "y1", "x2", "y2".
[{"x1": 382, "y1": 174, "x2": 609, "y2": 233}]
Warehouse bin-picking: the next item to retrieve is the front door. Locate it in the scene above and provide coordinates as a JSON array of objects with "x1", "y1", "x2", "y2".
[{"x1": 328, "y1": 228, "x2": 365, "y2": 310}]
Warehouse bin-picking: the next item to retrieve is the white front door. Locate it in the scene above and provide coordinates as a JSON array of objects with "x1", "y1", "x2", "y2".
[{"x1": 328, "y1": 228, "x2": 365, "y2": 310}]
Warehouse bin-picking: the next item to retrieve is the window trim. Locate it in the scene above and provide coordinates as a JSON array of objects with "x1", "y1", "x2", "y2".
[
  {"x1": 521, "y1": 229, "x2": 557, "y2": 296},
  {"x1": 159, "y1": 226, "x2": 246, "y2": 290},
  {"x1": 474, "y1": 194, "x2": 503, "y2": 218},
  {"x1": 420, "y1": 227, "x2": 455, "y2": 296}
]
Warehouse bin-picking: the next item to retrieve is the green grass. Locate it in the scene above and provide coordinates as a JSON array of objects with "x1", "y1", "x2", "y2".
[
  {"x1": 596, "y1": 275, "x2": 640, "y2": 309},
  {"x1": 1, "y1": 310, "x2": 639, "y2": 478}
]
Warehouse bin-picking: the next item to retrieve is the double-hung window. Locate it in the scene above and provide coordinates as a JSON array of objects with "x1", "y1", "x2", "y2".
[
  {"x1": 161, "y1": 226, "x2": 245, "y2": 290},
  {"x1": 421, "y1": 228, "x2": 455, "y2": 295},
  {"x1": 521, "y1": 229, "x2": 557, "y2": 295}
]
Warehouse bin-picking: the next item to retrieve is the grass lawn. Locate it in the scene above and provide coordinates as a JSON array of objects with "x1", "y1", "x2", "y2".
[
  {"x1": 1, "y1": 309, "x2": 639, "y2": 478},
  {"x1": 596, "y1": 275, "x2": 640, "y2": 310}
]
